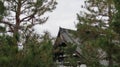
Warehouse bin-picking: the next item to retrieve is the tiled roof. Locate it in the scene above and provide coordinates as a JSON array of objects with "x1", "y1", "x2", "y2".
[{"x1": 54, "y1": 27, "x2": 81, "y2": 53}]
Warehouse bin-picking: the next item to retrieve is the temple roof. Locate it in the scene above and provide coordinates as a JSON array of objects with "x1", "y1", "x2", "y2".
[{"x1": 54, "y1": 27, "x2": 81, "y2": 53}]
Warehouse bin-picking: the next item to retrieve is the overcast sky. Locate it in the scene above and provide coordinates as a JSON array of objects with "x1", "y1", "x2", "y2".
[{"x1": 35, "y1": 0, "x2": 84, "y2": 37}]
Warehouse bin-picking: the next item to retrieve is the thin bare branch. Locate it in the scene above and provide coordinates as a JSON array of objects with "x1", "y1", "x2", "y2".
[{"x1": 0, "y1": 20, "x2": 14, "y2": 26}]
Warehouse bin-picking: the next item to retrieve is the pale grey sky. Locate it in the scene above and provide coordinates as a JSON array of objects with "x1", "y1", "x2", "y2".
[{"x1": 35, "y1": 0, "x2": 84, "y2": 37}]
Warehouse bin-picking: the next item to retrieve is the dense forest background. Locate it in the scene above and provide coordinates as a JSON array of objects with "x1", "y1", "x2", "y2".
[{"x1": 0, "y1": 0, "x2": 120, "y2": 67}]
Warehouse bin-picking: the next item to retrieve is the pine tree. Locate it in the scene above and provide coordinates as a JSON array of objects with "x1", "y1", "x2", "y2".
[
  {"x1": 0, "y1": 31, "x2": 56, "y2": 67},
  {"x1": 0, "y1": 0, "x2": 57, "y2": 46},
  {"x1": 0, "y1": 0, "x2": 57, "y2": 66},
  {"x1": 76, "y1": 0, "x2": 120, "y2": 67},
  {"x1": 0, "y1": 0, "x2": 57, "y2": 33}
]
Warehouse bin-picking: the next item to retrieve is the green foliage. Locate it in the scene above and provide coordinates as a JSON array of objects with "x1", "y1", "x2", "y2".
[
  {"x1": 0, "y1": 35, "x2": 18, "y2": 67},
  {"x1": 0, "y1": 0, "x2": 57, "y2": 45},
  {"x1": 22, "y1": 33, "x2": 55, "y2": 67},
  {"x1": 0, "y1": 26, "x2": 5, "y2": 32},
  {"x1": 0, "y1": 0, "x2": 57, "y2": 67},
  {"x1": 1, "y1": 0, "x2": 57, "y2": 32},
  {"x1": 0, "y1": 33, "x2": 56, "y2": 67},
  {"x1": 111, "y1": 0, "x2": 120, "y2": 34},
  {"x1": 0, "y1": 0, "x2": 57, "y2": 66},
  {"x1": 63, "y1": 43, "x2": 78, "y2": 67},
  {"x1": 0, "y1": 1, "x2": 6, "y2": 20},
  {"x1": 76, "y1": 0, "x2": 120, "y2": 67},
  {"x1": 76, "y1": 23, "x2": 102, "y2": 41},
  {"x1": 64, "y1": 43, "x2": 77, "y2": 54}
]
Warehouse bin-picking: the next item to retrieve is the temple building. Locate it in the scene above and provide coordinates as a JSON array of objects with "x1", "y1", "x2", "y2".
[{"x1": 53, "y1": 27, "x2": 83, "y2": 66}]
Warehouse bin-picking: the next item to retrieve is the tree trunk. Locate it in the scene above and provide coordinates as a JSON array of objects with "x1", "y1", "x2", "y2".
[
  {"x1": 108, "y1": 39, "x2": 113, "y2": 67},
  {"x1": 13, "y1": 0, "x2": 22, "y2": 46},
  {"x1": 108, "y1": 53, "x2": 113, "y2": 67}
]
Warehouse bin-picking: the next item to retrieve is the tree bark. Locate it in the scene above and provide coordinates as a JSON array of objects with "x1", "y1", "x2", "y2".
[
  {"x1": 14, "y1": 0, "x2": 21, "y2": 34},
  {"x1": 13, "y1": 0, "x2": 22, "y2": 45}
]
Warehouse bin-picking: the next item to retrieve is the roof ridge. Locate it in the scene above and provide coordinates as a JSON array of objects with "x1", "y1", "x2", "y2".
[{"x1": 59, "y1": 27, "x2": 76, "y2": 32}]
